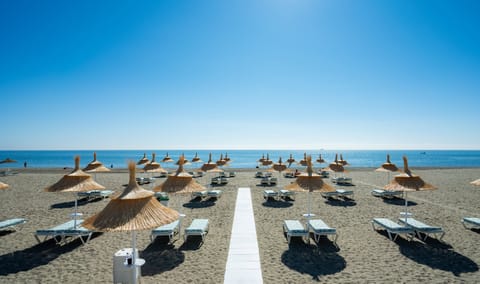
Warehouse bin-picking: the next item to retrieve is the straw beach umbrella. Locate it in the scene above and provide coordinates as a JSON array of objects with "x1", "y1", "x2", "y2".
[
  {"x1": 216, "y1": 153, "x2": 228, "y2": 167},
  {"x1": 0, "y1": 182, "x2": 8, "y2": 190},
  {"x1": 83, "y1": 152, "x2": 110, "y2": 172},
  {"x1": 286, "y1": 154, "x2": 296, "y2": 168},
  {"x1": 324, "y1": 154, "x2": 345, "y2": 177},
  {"x1": 136, "y1": 153, "x2": 149, "y2": 166},
  {"x1": 45, "y1": 156, "x2": 105, "y2": 228},
  {"x1": 199, "y1": 153, "x2": 224, "y2": 188},
  {"x1": 470, "y1": 179, "x2": 480, "y2": 186},
  {"x1": 154, "y1": 156, "x2": 205, "y2": 194},
  {"x1": 285, "y1": 156, "x2": 335, "y2": 219},
  {"x1": 384, "y1": 156, "x2": 437, "y2": 222},
  {"x1": 191, "y1": 152, "x2": 203, "y2": 164},
  {"x1": 261, "y1": 153, "x2": 273, "y2": 167},
  {"x1": 298, "y1": 153, "x2": 308, "y2": 167},
  {"x1": 162, "y1": 152, "x2": 174, "y2": 163},
  {"x1": 83, "y1": 161, "x2": 179, "y2": 284},
  {"x1": 316, "y1": 154, "x2": 325, "y2": 164},
  {"x1": 143, "y1": 153, "x2": 166, "y2": 173},
  {"x1": 375, "y1": 154, "x2": 400, "y2": 184},
  {"x1": 338, "y1": 154, "x2": 349, "y2": 166}
]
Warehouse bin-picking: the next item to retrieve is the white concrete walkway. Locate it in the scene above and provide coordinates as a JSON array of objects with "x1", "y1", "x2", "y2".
[{"x1": 224, "y1": 187, "x2": 263, "y2": 284}]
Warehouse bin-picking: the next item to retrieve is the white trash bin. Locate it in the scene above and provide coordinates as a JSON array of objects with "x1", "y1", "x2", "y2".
[{"x1": 113, "y1": 248, "x2": 142, "y2": 284}]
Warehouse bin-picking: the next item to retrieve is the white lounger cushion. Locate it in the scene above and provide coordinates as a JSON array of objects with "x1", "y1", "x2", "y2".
[
  {"x1": 398, "y1": 218, "x2": 445, "y2": 240},
  {"x1": 184, "y1": 219, "x2": 209, "y2": 241},
  {"x1": 0, "y1": 218, "x2": 26, "y2": 230},
  {"x1": 372, "y1": 218, "x2": 414, "y2": 241},
  {"x1": 283, "y1": 220, "x2": 309, "y2": 244},
  {"x1": 151, "y1": 220, "x2": 180, "y2": 243},
  {"x1": 462, "y1": 217, "x2": 480, "y2": 229},
  {"x1": 307, "y1": 219, "x2": 338, "y2": 245}
]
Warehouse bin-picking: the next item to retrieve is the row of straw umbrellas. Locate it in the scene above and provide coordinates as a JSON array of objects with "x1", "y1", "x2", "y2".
[{"x1": 42, "y1": 152, "x2": 226, "y2": 284}]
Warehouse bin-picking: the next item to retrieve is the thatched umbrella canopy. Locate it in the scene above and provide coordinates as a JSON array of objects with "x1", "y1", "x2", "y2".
[
  {"x1": 286, "y1": 154, "x2": 296, "y2": 167},
  {"x1": 0, "y1": 182, "x2": 9, "y2": 190},
  {"x1": 162, "y1": 152, "x2": 174, "y2": 163},
  {"x1": 175, "y1": 153, "x2": 190, "y2": 165},
  {"x1": 136, "y1": 153, "x2": 150, "y2": 165},
  {"x1": 324, "y1": 154, "x2": 345, "y2": 173},
  {"x1": 384, "y1": 156, "x2": 437, "y2": 221},
  {"x1": 272, "y1": 157, "x2": 287, "y2": 173},
  {"x1": 471, "y1": 179, "x2": 480, "y2": 186},
  {"x1": 375, "y1": 154, "x2": 399, "y2": 173},
  {"x1": 298, "y1": 153, "x2": 308, "y2": 167},
  {"x1": 83, "y1": 161, "x2": 179, "y2": 284},
  {"x1": 338, "y1": 154, "x2": 349, "y2": 166},
  {"x1": 200, "y1": 153, "x2": 219, "y2": 172},
  {"x1": 191, "y1": 152, "x2": 203, "y2": 163},
  {"x1": 316, "y1": 154, "x2": 325, "y2": 164},
  {"x1": 83, "y1": 152, "x2": 111, "y2": 173},
  {"x1": 285, "y1": 156, "x2": 335, "y2": 218},
  {"x1": 154, "y1": 156, "x2": 206, "y2": 194},
  {"x1": 45, "y1": 156, "x2": 105, "y2": 228},
  {"x1": 45, "y1": 156, "x2": 105, "y2": 193},
  {"x1": 216, "y1": 153, "x2": 228, "y2": 166},
  {"x1": 261, "y1": 153, "x2": 273, "y2": 167},
  {"x1": 143, "y1": 153, "x2": 167, "y2": 173},
  {"x1": 258, "y1": 154, "x2": 266, "y2": 164},
  {"x1": 224, "y1": 153, "x2": 231, "y2": 162}
]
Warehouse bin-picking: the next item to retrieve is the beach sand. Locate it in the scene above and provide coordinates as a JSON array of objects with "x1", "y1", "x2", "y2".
[{"x1": 0, "y1": 167, "x2": 479, "y2": 283}]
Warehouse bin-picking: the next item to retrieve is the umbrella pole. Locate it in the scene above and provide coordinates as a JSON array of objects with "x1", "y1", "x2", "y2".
[
  {"x1": 73, "y1": 195, "x2": 78, "y2": 229},
  {"x1": 404, "y1": 192, "x2": 409, "y2": 223},
  {"x1": 131, "y1": 230, "x2": 138, "y2": 284}
]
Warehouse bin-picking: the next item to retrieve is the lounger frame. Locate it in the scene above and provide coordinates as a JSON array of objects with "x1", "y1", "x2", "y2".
[
  {"x1": 184, "y1": 219, "x2": 209, "y2": 242},
  {"x1": 0, "y1": 218, "x2": 26, "y2": 231},
  {"x1": 283, "y1": 220, "x2": 309, "y2": 244},
  {"x1": 35, "y1": 220, "x2": 92, "y2": 245},
  {"x1": 151, "y1": 220, "x2": 181, "y2": 243},
  {"x1": 462, "y1": 217, "x2": 480, "y2": 230},
  {"x1": 307, "y1": 219, "x2": 338, "y2": 247},
  {"x1": 372, "y1": 218, "x2": 414, "y2": 241},
  {"x1": 398, "y1": 218, "x2": 445, "y2": 241}
]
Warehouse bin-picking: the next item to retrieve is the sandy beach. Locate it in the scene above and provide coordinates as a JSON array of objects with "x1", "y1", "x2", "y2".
[{"x1": 0, "y1": 167, "x2": 479, "y2": 283}]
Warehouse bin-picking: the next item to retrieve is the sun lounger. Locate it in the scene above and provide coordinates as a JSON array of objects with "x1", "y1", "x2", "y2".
[
  {"x1": 207, "y1": 190, "x2": 222, "y2": 199},
  {"x1": 372, "y1": 218, "x2": 414, "y2": 241},
  {"x1": 398, "y1": 218, "x2": 445, "y2": 241},
  {"x1": 462, "y1": 217, "x2": 480, "y2": 229},
  {"x1": 263, "y1": 189, "x2": 278, "y2": 200},
  {"x1": 260, "y1": 177, "x2": 270, "y2": 186},
  {"x1": 283, "y1": 220, "x2": 309, "y2": 244},
  {"x1": 255, "y1": 172, "x2": 264, "y2": 178},
  {"x1": 307, "y1": 219, "x2": 338, "y2": 246},
  {"x1": 151, "y1": 220, "x2": 181, "y2": 243},
  {"x1": 0, "y1": 218, "x2": 26, "y2": 231},
  {"x1": 279, "y1": 189, "x2": 295, "y2": 200},
  {"x1": 184, "y1": 219, "x2": 209, "y2": 242},
  {"x1": 220, "y1": 177, "x2": 228, "y2": 185},
  {"x1": 35, "y1": 220, "x2": 93, "y2": 245},
  {"x1": 331, "y1": 177, "x2": 353, "y2": 185},
  {"x1": 371, "y1": 189, "x2": 403, "y2": 199},
  {"x1": 78, "y1": 190, "x2": 114, "y2": 201},
  {"x1": 269, "y1": 177, "x2": 277, "y2": 185},
  {"x1": 229, "y1": 172, "x2": 236, "y2": 177},
  {"x1": 191, "y1": 191, "x2": 208, "y2": 199},
  {"x1": 321, "y1": 189, "x2": 354, "y2": 199}
]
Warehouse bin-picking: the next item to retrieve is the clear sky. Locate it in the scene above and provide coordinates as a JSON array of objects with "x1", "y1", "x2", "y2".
[{"x1": 1, "y1": 0, "x2": 479, "y2": 150}]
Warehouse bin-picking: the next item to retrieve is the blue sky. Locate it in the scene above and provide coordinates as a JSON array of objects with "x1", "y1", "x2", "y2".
[{"x1": 1, "y1": 0, "x2": 479, "y2": 150}]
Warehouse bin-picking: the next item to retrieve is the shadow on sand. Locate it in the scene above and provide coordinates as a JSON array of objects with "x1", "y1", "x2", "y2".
[
  {"x1": 262, "y1": 200, "x2": 293, "y2": 208},
  {"x1": 382, "y1": 198, "x2": 417, "y2": 206},
  {"x1": 141, "y1": 241, "x2": 185, "y2": 276},
  {"x1": 182, "y1": 198, "x2": 217, "y2": 209},
  {"x1": 0, "y1": 234, "x2": 102, "y2": 276},
  {"x1": 324, "y1": 198, "x2": 357, "y2": 207},
  {"x1": 281, "y1": 240, "x2": 346, "y2": 281},
  {"x1": 397, "y1": 238, "x2": 479, "y2": 276}
]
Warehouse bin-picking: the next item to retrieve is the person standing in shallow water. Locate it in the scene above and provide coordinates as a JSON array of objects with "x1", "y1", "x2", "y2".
[{"x1": 24, "y1": 161, "x2": 27, "y2": 168}]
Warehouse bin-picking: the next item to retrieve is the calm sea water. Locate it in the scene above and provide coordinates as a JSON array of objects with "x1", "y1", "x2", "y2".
[{"x1": 1, "y1": 150, "x2": 480, "y2": 169}]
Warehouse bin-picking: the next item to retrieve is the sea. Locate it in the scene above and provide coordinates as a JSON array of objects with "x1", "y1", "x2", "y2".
[{"x1": 1, "y1": 150, "x2": 480, "y2": 169}]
